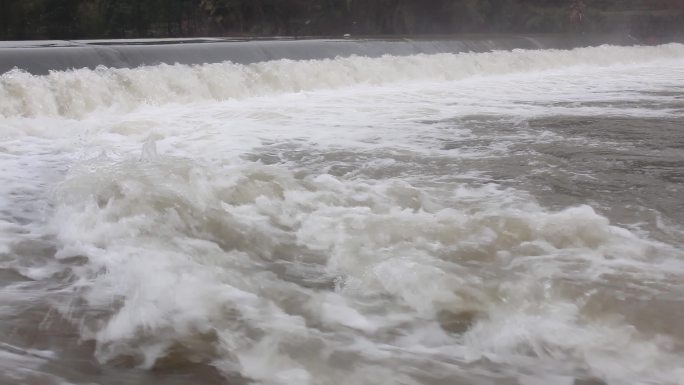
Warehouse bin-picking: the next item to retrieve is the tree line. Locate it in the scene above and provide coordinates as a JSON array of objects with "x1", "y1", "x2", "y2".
[{"x1": 0, "y1": 0, "x2": 682, "y2": 40}]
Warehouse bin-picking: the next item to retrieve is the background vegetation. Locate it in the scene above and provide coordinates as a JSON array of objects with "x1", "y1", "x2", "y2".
[{"x1": 0, "y1": 0, "x2": 682, "y2": 40}]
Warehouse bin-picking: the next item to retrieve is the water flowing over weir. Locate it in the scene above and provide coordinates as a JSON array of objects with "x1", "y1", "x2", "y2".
[
  {"x1": 1, "y1": 37, "x2": 684, "y2": 385},
  {"x1": 0, "y1": 34, "x2": 639, "y2": 75}
]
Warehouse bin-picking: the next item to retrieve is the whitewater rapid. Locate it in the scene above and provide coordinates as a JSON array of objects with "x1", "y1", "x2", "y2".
[
  {"x1": 2, "y1": 43, "x2": 684, "y2": 118},
  {"x1": 1, "y1": 44, "x2": 684, "y2": 385}
]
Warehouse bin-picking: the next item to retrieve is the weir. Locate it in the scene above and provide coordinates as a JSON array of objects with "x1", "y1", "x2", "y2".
[
  {"x1": 3, "y1": 42, "x2": 684, "y2": 119},
  {"x1": 0, "y1": 34, "x2": 644, "y2": 75}
]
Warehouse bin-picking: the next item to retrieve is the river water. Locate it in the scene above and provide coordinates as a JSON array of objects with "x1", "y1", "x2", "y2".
[{"x1": 1, "y1": 43, "x2": 683, "y2": 385}]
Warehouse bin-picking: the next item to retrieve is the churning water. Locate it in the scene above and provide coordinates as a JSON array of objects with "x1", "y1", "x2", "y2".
[{"x1": 1, "y1": 43, "x2": 684, "y2": 385}]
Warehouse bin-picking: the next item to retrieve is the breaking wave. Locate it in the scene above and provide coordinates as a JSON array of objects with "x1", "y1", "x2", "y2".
[
  {"x1": 1, "y1": 43, "x2": 684, "y2": 118},
  {"x1": 46, "y1": 149, "x2": 684, "y2": 385}
]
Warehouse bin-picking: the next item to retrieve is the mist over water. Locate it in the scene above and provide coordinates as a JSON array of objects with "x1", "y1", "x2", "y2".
[{"x1": 1, "y1": 44, "x2": 684, "y2": 385}]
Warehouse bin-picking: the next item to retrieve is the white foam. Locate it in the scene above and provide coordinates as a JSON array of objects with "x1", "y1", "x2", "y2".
[
  {"x1": 45, "y1": 149, "x2": 684, "y2": 384},
  {"x1": 1, "y1": 43, "x2": 683, "y2": 118},
  {"x1": 2, "y1": 44, "x2": 684, "y2": 385}
]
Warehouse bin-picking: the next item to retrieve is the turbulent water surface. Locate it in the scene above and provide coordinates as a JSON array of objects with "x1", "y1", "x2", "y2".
[{"x1": 1, "y1": 43, "x2": 684, "y2": 385}]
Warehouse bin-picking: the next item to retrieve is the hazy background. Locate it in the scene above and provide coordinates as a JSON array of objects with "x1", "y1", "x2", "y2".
[{"x1": 1, "y1": 0, "x2": 683, "y2": 40}]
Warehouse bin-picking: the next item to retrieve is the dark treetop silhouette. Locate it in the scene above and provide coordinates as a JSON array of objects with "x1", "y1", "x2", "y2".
[{"x1": 0, "y1": 0, "x2": 682, "y2": 40}]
